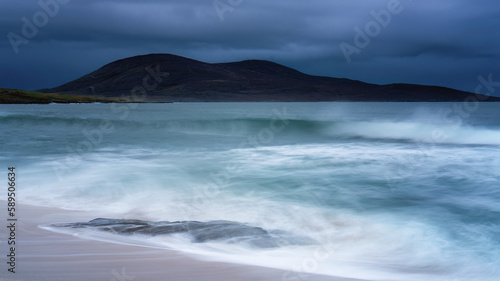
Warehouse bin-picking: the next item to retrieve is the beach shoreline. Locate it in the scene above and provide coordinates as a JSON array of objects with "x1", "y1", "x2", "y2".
[{"x1": 1, "y1": 203, "x2": 363, "y2": 281}]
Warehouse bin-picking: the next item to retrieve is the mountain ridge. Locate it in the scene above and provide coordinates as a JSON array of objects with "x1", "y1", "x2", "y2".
[{"x1": 39, "y1": 54, "x2": 500, "y2": 102}]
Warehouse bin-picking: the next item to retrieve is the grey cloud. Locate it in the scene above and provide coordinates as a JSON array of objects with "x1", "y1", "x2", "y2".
[{"x1": 1, "y1": 0, "x2": 499, "y2": 95}]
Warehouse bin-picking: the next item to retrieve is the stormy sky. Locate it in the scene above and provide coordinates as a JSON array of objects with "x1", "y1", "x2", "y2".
[{"x1": 1, "y1": 0, "x2": 499, "y2": 95}]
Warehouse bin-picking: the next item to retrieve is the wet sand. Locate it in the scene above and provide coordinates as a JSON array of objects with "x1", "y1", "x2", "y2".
[{"x1": 2, "y1": 204, "x2": 364, "y2": 281}]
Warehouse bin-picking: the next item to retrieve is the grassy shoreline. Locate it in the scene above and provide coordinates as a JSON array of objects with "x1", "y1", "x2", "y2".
[{"x1": 0, "y1": 88, "x2": 124, "y2": 104}]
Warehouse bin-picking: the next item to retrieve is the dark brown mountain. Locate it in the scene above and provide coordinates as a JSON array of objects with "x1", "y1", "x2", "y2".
[{"x1": 39, "y1": 54, "x2": 500, "y2": 102}]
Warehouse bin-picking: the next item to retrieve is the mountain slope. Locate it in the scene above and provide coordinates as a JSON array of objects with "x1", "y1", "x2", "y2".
[{"x1": 39, "y1": 54, "x2": 500, "y2": 102}]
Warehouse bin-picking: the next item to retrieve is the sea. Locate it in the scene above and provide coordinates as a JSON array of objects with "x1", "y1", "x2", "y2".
[{"x1": 1, "y1": 102, "x2": 499, "y2": 281}]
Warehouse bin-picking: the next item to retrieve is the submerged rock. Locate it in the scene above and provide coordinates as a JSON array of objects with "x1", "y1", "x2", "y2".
[{"x1": 52, "y1": 218, "x2": 314, "y2": 249}]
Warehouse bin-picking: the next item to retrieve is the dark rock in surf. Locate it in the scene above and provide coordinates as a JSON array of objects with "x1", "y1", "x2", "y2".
[{"x1": 52, "y1": 218, "x2": 314, "y2": 249}]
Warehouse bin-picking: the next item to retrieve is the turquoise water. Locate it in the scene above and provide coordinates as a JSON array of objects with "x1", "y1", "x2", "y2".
[{"x1": 1, "y1": 102, "x2": 500, "y2": 280}]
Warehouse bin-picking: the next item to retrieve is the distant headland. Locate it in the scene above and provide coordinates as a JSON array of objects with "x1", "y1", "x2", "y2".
[{"x1": 4, "y1": 54, "x2": 500, "y2": 103}]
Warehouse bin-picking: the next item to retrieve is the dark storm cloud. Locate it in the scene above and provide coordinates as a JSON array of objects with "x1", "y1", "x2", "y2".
[{"x1": 1, "y1": 0, "x2": 499, "y2": 95}]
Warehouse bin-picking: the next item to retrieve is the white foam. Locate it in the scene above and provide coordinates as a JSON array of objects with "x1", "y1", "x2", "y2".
[{"x1": 326, "y1": 120, "x2": 500, "y2": 145}]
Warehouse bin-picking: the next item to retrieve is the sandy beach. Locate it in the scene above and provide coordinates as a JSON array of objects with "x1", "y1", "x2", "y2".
[{"x1": 1, "y1": 204, "x2": 364, "y2": 281}]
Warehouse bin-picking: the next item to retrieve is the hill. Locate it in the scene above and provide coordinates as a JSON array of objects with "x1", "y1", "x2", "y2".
[{"x1": 39, "y1": 54, "x2": 500, "y2": 102}]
